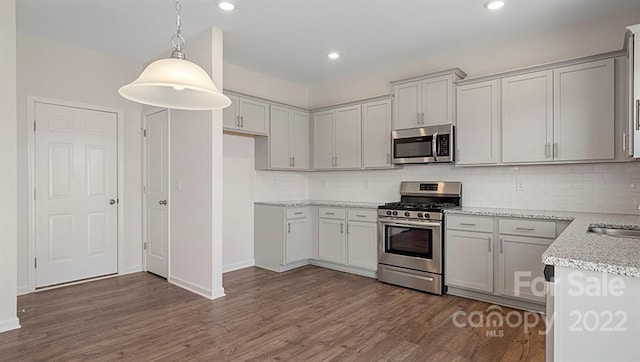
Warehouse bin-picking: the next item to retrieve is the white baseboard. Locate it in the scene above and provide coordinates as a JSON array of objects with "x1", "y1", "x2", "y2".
[
  {"x1": 169, "y1": 275, "x2": 226, "y2": 300},
  {"x1": 0, "y1": 317, "x2": 20, "y2": 334},
  {"x1": 223, "y1": 259, "x2": 255, "y2": 273},
  {"x1": 119, "y1": 264, "x2": 143, "y2": 276},
  {"x1": 17, "y1": 284, "x2": 31, "y2": 296}
]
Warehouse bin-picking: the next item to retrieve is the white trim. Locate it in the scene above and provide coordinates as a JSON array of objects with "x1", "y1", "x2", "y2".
[
  {"x1": 223, "y1": 259, "x2": 255, "y2": 273},
  {"x1": 35, "y1": 273, "x2": 119, "y2": 292},
  {"x1": 119, "y1": 265, "x2": 143, "y2": 275},
  {"x1": 169, "y1": 275, "x2": 226, "y2": 300},
  {"x1": 26, "y1": 96, "x2": 125, "y2": 293},
  {"x1": 0, "y1": 318, "x2": 20, "y2": 334},
  {"x1": 16, "y1": 285, "x2": 30, "y2": 296}
]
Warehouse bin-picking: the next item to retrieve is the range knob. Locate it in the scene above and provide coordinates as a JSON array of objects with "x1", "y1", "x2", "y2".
[
  {"x1": 392, "y1": 211, "x2": 398, "y2": 216},
  {"x1": 423, "y1": 213, "x2": 431, "y2": 219},
  {"x1": 417, "y1": 213, "x2": 423, "y2": 218},
  {"x1": 386, "y1": 210, "x2": 392, "y2": 216},
  {"x1": 404, "y1": 212, "x2": 411, "y2": 217}
]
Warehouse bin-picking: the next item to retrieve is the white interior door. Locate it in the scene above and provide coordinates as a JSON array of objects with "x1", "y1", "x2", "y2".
[
  {"x1": 34, "y1": 102, "x2": 118, "y2": 287},
  {"x1": 144, "y1": 109, "x2": 169, "y2": 278}
]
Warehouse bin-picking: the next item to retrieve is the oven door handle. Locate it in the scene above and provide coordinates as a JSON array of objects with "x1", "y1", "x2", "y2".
[{"x1": 379, "y1": 220, "x2": 441, "y2": 229}]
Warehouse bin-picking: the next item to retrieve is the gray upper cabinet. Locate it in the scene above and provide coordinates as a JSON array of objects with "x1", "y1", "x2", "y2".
[
  {"x1": 267, "y1": 105, "x2": 309, "y2": 170},
  {"x1": 223, "y1": 94, "x2": 269, "y2": 136},
  {"x1": 629, "y1": 25, "x2": 640, "y2": 157},
  {"x1": 553, "y1": 59, "x2": 615, "y2": 162},
  {"x1": 392, "y1": 69, "x2": 465, "y2": 130},
  {"x1": 456, "y1": 80, "x2": 500, "y2": 165},
  {"x1": 362, "y1": 99, "x2": 393, "y2": 168},
  {"x1": 502, "y1": 70, "x2": 554, "y2": 163},
  {"x1": 313, "y1": 105, "x2": 362, "y2": 170}
]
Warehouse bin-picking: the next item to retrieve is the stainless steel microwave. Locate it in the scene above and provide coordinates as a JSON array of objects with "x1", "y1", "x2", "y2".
[{"x1": 392, "y1": 125, "x2": 454, "y2": 164}]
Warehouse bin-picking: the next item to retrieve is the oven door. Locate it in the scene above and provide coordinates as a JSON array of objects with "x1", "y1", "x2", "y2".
[{"x1": 378, "y1": 218, "x2": 442, "y2": 274}]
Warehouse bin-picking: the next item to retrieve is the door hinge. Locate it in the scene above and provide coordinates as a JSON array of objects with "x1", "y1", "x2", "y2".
[
  {"x1": 143, "y1": 242, "x2": 147, "y2": 250},
  {"x1": 143, "y1": 129, "x2": 147, "y2": 137},
  {"x1": 34, "y1": 257, "x2": 37, "y2": 269},
  {"x1": 143, "y1": 185, "x2": 146, "y2": 194},
  {"x1": 33, "y1": 120, "x2": 36, "y2": 132}
]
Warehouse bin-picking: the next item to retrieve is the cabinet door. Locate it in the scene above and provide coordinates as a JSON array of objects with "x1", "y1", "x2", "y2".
[
  {"x1": 347, "y1": 221, "x2": 377, "y2": 270},
  {"x1": 269, "y1": 106, "x2": 292, "y2": 169},
  {"x1": 554, "y1": 59, "x2": 615, "y2": 161},
  {"x1": 318, "y1": 218, "x2": 347, "y2": 264},
  {"x1": 502, "y1": 71, "x2": 553, "y2": 163},
  {"x1": 445, "y1": 230, "x2": 494, "y2": 293},
  {"x1": 285, "y1": 217, "x2": 311, "y2": 264},
  {"x1": 456, "y1": 80, "x2": 499, "y2": 165},
  {"x1": 223, "y1": 94, "x2": 239, "y2": 130},
  {"x1": 363, "y1": 99, "x2": 392, "y2": 168},
  {"x1": 238, "y1": 98, "x2": 269, "y2": 135},
  {"x1": 497, "y1": 235, "x2": 551, "y2": 304},
  {"x1": 422, "y1": 75, "x2": 454, "y2": 126},
  {"x1": 334, "y1": 105, "x2": 362, "y2": 169},
  {"x1": 634, "y1": 32, "x2": 640, "y2": 158},
  {"x1": 290, "y1": 110, "x2": 309, "y2": 170},
  {"x1": 313, "y1": 111, "x2": 335, "y2": 170},
  {"x1": 394, "y1": 81, "x2": 421, "y2": 130}
]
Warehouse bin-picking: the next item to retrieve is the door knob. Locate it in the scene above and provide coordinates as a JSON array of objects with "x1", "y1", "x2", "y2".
[
  {"x1": 159, "y1": 200, "x2": 167, "y2": 206},
  {"x1": 109, "y1": 199, "x2": 116, "y2": 205}
]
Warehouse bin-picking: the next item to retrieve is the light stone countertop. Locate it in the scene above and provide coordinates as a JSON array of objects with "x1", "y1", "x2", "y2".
[
  {"x1": 255, "y1": 200, "x2": 383, "y2": 209},
  {"x1": 445, "y1": 207, "x2": 640, "y2": 278}
]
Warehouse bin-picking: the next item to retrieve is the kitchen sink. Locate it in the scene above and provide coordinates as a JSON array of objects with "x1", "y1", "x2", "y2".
[{"x1": 587, "y1": 226, "x2": 640, "y2": 239}]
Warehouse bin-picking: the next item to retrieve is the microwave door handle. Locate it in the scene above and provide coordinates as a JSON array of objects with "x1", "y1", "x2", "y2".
[{"x1": 432, "y1": 132, "x2": 438, "y2": 162}]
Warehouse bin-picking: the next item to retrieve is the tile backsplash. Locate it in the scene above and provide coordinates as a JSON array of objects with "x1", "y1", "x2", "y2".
[{"x1": 257, "y1": 162, "x2": 640, "y2": 215}]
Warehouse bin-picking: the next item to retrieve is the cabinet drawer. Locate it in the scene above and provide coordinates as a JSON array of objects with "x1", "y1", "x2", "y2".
[
  {"x1": 319, "y1": 207, "x2": 346, "y2": 220},
  {"x1": 347, "y1": 209, "x2": 377, "y2": 223},
  {"x1": 499, "y1": 219, "x2": 556, "y2": 238},
  {"x1": 446, "y1": 215, "x2": 494, "y2": 233},
  {"x1": 286, "y1": 207, "x2": 309, "y2": 219}
]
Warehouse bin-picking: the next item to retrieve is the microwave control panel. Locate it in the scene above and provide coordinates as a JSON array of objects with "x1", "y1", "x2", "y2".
[{"x1": 437, "y1": 134, "x2": 450, "y2": 156}]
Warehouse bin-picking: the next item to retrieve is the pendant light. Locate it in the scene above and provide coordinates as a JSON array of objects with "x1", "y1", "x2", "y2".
[{"x1": 119, "y1": 0, "x2": 231, "y2": 110}]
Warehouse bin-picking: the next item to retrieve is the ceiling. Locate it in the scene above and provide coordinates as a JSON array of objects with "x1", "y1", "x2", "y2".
[{"x1": 16, "y1": 0, "x2": 640, "y2": 86}]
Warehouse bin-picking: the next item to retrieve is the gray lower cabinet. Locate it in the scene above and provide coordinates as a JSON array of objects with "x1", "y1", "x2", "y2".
[
  {"x1": 254, "y1": 205, "x2": 311, "y2": 272},
  {"x1": 445, "y1": 214, "x2": 560, "y2": 308},
  {"x1": 318, "y1": 217, "x2": 347, "y2": 264}
]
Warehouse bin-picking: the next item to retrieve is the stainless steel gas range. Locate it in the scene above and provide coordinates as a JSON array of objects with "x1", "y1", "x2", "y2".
[{"x1": 377, "y1": 181, "x2": 462, "y2": 295}]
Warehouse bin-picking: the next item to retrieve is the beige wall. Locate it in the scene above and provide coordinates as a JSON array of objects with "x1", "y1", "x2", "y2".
[
  {"x1": 16, "y1": 34, "x2": 144, "y2": 292},
  {"x1": 0, "y1": 0, "x2": 20, "y2": 333},
  {"x1": 308, "y1": 7, "x2": 640, "y2": 108}
]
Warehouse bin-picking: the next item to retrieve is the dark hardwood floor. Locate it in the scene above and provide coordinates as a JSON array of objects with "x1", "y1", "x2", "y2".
[{"x1": 0, "y1": 266, "x2": 545, "y2": 361}]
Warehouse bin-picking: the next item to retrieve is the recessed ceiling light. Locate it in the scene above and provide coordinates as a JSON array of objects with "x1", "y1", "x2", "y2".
[
  {"x1": 484, "y1": 0, "x2": 505, "y2": 10},
  {"x1": 328, "y1": 52, "x2": 340, "y2": 60},
  {"x1": 217, "y1": 0, "x2": 236, "y2": 11}
]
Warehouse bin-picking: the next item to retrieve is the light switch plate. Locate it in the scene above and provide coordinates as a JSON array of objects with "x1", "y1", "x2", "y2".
[{"x1": 516, "y1": 179, "x2": 525, "y2": 192}]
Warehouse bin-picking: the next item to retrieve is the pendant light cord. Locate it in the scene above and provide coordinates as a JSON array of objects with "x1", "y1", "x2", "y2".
[{"x1": 170, "y1": 0, "x2": 186, "y2": 59}]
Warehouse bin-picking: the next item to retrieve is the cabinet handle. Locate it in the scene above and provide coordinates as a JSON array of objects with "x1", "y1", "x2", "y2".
[
  {"x1": 460, "y1": 223, "x2": 476, "y2": 226},
  {"x1": 347, "y1": 223, "x2": 350, "y2": 234},
  {"x1": 288, "y1": 223, "x2": 291, "y2": 233},
  {"x1": 516, "y1": 227, "x2": 535, "y2": 231},
  {"x1": 292, "y1": 157, "x2": 295, "y2": 167},
  {"x1": 553, "y1": 142, "x2": 558, "y2": 158},
  {"x1": 499, "y1": 239, "x2": 503, "y2": 254},
  {"x1": 636, "y1": 99, "x2": 640, "y2": 131},
  {"x1": 487, "y1": 237, "x2": 492, "y2": 252},
  {"x1": 421, "y1": 112, "x2": 425, "y2": 125},
  {"x1": 236, "y1": 115, "x2": 240, "y2": 127},
  {"x1": 356, "y1": 214, "x2": 366, "y2": 218},
  {"x1": 417, "y1": 112, "x2": 420, "y2": 125},
  {"x1": 325, "y1": 212, "x2": 335, "y2": 215},
  {"x1": 387, "y1": 153, "x2": 391, "y2": 164},
  {"x1": 545, "y1": 143, "x2": 550, "y2": 159},
  {"x1": 294, "y1": 212, "x2": 303, "y2": 215},
  {"x1": 240, "y1": 116, "x2": 244, "y2": 128},
  {"x1": 340, "y1": 223, "x2": 344, "y2": 234},
  {"x1": 623, "y1": 132, "x2": 628, "y2": 152}
]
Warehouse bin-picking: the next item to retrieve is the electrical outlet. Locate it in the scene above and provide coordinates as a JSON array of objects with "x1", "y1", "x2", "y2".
[
  {"x1": 631, "y1": 178, "x2": 640, "y2": 193},
  {"x1": 516, "y1": 179, "x2": 525, "y2": 192}
]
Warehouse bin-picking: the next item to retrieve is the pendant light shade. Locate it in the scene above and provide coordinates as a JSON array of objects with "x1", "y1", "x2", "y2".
[
  {"x1": 119, "y1": 58, "x2": 231, "y2": 110},
  {"x1": 119, "y1": 0, "x2": 231, "y2": 111}
]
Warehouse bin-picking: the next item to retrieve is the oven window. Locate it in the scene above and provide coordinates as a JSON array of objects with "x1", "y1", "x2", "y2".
[
  {"x1": 385, "y1": 225, "x2": 433, "y2": 259},
  {"x1": 394, "y1": 136, "x2": 433, "y2": 159}
]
